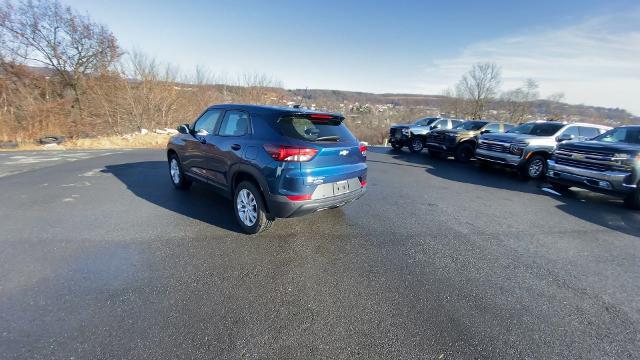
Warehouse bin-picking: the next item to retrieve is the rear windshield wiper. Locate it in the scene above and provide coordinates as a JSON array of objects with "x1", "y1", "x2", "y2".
[{"x1": 314, "y1": 136, "x2": 340, "y2": 142}]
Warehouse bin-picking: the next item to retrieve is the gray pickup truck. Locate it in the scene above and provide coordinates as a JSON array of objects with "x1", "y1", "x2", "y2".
[
  {"x1": 475, "y1": 121, "x2": 610, "y2": 179},
  {"x1": 547, "y1": 125, "x2": 640, "y2": 209}
]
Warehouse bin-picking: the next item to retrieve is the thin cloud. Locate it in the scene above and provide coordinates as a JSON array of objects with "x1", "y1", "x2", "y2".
[{"x1": 416, "y1": 10, "x2": 640, "y2": 115}]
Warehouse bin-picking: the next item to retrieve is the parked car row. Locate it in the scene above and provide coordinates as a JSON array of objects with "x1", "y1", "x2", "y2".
[{"x1": 389, "y1": 118, "x2": 640, "y2": 209}]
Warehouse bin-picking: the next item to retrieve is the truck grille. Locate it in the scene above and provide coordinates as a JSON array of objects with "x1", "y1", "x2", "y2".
[
  {"x1": 427, "y1": 133, "x2": 446, "y2": 144},
  {"x1": 478, "y1": 142, "x2": 510, "y2": 154},
  {"x1": 554, "y1": 149, "x2": 616, "y2": 172},
  {"x1": 390, "y1": 128, "x2": 402, "y2": 139}
]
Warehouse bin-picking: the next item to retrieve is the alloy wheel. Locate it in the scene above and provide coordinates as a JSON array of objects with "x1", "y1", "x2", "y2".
[
  {"x1": 236, "y1": 189, "x2": 258, "y2": 226},
  {"x1": 528, "y1": 159, "x2": 544, "y2": 178},
  {"x1": 170, "y1": 158, "x2": 181, "y2": 184}
]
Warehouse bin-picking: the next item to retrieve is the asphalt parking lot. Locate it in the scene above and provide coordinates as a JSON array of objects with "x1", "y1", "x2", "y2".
[{"x1": 1, "y1": 148, "x2": 639, "y2": 359}]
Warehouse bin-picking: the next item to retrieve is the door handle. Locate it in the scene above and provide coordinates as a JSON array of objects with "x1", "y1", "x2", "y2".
[{"x1": 231, "y1": 144, "x2": 241, "y2": 151}]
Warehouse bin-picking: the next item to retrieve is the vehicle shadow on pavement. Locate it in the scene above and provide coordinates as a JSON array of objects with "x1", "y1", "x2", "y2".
[
  {"x1": 103, "y1": 162, "x2": 242, "y2": 233},
  {"x1": 380, "y1": 148, "x2": 640, "y2": 237}
]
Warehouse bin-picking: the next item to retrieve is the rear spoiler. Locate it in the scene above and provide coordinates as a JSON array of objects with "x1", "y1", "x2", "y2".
[{"x1": 280, "y1": 112, "x2": 345, "y2": 123}]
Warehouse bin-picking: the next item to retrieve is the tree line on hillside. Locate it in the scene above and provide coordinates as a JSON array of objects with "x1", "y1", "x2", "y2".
[
  {"x1": 0, "y1": 0, "x2": 284, "y2": 143},
  {"x1": 0, "y1": 0, "x2": 634, "y2": 146}
]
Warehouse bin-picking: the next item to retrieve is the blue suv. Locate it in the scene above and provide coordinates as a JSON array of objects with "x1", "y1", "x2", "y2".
[{"x1": 167, "y1": 104, "x2": 368, "y2": 234}]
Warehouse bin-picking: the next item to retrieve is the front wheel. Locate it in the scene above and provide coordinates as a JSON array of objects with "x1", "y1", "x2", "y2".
[
  {"x1": 408, "y1": 137, "x2": 424, "y2": 153},
  {"x1": 234, "y1": 181, "x2": 273, "y2": 234},
  {"x1": 168, "y1": 154, "x2": 192, "y2": 190},
  {"x1": 522, "y1": 155, "x2": 547, "y2": 179},
  {"x1": 454, "y1": 143, "x2": 474, "y2": 162}
]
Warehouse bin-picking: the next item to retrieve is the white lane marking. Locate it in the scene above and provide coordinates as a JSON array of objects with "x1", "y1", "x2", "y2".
[
  {"x1": 61, "y1": 181, "x2": 91, "y2": 187},
  {"x1": 541, "y1": 187, "x2": 562, "y2": 196},
  {"x1": 62, "y1": 198, "x2": 75, "y2": 202},
  {"x1": 80, "y1": 168, "x2": 104, "y2": 177}
]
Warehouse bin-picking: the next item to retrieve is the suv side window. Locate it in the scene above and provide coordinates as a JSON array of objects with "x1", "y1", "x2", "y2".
[
  {"x1": 433, "y1": 119, "x2": 448, "y2": 129},
  {"x1": 504, "y1": 123, "x2": 515, "y2": 132},
  {"x1": 561, "y1": 126, "x2": 580, "y2": 138},
  {"x1": 451, "y1": 120, "x2": 464, "y2": 127},
  {"x1": 484, "y1": 123, "x2": 501, "y2": 133},
  {"x1": 579, "y1": 126, "x2": 601, "y2": 139},
  {"x1": 193, "y1": 109, "x2": 223, "y2": 135},
  {"x1": 218, "y1": 110, "x2": 250, "y2": 136}
]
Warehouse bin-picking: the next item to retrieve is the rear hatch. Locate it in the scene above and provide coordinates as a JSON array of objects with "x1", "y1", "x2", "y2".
[{"x1": 275, "y1": 113, "x2": 367, "y2": 189}]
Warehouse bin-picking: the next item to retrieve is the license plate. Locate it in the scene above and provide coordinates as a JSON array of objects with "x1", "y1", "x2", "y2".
[{"x1": 333, "y1": 180, "x2": 349, "y2": 195}]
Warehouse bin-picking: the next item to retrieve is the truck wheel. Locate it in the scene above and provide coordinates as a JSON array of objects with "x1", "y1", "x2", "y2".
[
  {"x1": 454, "y1": 143, "x2": 474, "y2": 162},
  {"x1": 408, "y1": 137, "x2": 424, "y2": 153},
  {"x1": 234, "y1": 181, "x2": 273, "y2": 234},
  {"x1": 168, "y1": 154, "x2": 192, "y2": 190},
  {"x1": 523, "y1": 155, "x2": 547, "y2": 179},
  {"x1": 391, "y1": 143, "x2": 402, "y2": 150},
  {"x1": 623, "y1": 188, "x2": 640, "y2": 210}
]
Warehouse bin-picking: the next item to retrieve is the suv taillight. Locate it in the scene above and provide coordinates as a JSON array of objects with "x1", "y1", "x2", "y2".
[
  {"x1": 263, "y1": 144, "x2": 318, "y2": 162},
  {"x1": 359, "y1": 144, "x2": 367, "y2": 157}
]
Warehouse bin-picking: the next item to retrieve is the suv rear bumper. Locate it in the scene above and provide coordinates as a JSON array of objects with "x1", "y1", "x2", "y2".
[
  {"x1": 267, "y1": 186, "x2": 367, "y2": 218},
  {"x1": 547, "y1": 159, "x2": 636, "y2": 194}
]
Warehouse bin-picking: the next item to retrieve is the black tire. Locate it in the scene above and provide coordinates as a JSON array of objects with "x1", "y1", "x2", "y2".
[
  {"x1": 548, "y1": 180, "x2": 570, "y2": 192},
  {"x1": 408, "y1": 137, "x2": 424, "y2": 153},
  {"x1": 522, "y1": 155, "x2": 547, "y2": 179},
  {"x1": 454, "y1": 143, "x2": 474, "y2": 162},
  {"x1": 428, "y1": 149, "x2": 444, "y2": 158},
  {"x1": 168, "y1": 154, "x2": 192, "y2": 190},
  {"x1": 38, "y1": 135, "x2": 66, "y2": 144},
  {"x1": 391, "y1": 143, "x2": 402, "y2": 150},
  {"x1": 623, "y1": 187, "x2": 640, "y2": 210},
  {"x1": 234, "y1": 181, "x2": 273, "y2": 234}
]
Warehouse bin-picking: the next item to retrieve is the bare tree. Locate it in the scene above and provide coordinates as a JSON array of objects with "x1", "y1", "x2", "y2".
[
  {"x1": 440, "y1": 87, "x2": 467, "y2": 118},
  {"x1": 0, "y1": 0, "x2": 121, "y2": 107},
  {"x1": 501, "y1": 79, "x2": 539, "y2": 123},
  {"x1": 457, "y1": 62, "x2": 502, "y2": 119},
  {"x1": 546, "y1": 92, "x2": 566, "y2": 120}
]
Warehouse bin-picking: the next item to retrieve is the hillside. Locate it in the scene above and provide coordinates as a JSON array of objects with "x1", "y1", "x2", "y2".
[{"x1": 289, "y1": 89, "x2": 638, "y2": 126}]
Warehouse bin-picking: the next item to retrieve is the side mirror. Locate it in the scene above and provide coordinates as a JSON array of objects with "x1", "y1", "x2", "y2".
[
  {"x1": 481, "y1": 129, "x2": 491, "y2": 134},
  {"x1": 430, "y1": 125, "x2": 439, "y2": 130},
  {"x1": 177, "y1": 124, "x2": 190, "y2": 134},
  {"x1": 557, "y1": 133, "x2": 574, "y2": 142}
]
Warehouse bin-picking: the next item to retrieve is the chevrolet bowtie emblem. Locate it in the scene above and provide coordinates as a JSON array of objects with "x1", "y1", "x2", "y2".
[{"x1": 339, "y1": 150, "x2": 349, "y2": 156}]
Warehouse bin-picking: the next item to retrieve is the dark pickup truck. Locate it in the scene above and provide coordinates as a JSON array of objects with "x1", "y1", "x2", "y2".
[
  {"x1": 389, "y1": 117, "x2": 463, "y2": 153},
  {"x1": 425, "y1": 120, "x2": 513, "y2": 162},
  {"x1": 547, "y1": 125, "x2": 640, "y2": 209}
]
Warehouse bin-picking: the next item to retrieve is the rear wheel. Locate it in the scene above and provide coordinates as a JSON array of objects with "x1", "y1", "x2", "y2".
[
  {"x1": 454, "y1": 143, "x2": 474, "y2": 162},
  {"x1": 234, "y1": 181, "x2": 273, "y2": 234},
  {"x1": 523, "y1": 155, "x2": 547, "y2": 179},
  {"x1": 168, "y1": 154, "x2": 192, "y2": 190},
  {"x1": 623, "y1": 187, "x2": 640, "y2": 210},
  {"x1": 408, "y1": 137, "x2": 424, "y2": 153}
]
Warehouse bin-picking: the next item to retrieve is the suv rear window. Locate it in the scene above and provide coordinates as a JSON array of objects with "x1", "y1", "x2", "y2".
[{"x1": 277, "y1": 116, "x2": 356, "y2": 143}]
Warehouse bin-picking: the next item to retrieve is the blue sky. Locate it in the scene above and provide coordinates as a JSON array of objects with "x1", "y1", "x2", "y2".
[{"x1": 65, "y1": 0, "x2": 640, "y2": 114}]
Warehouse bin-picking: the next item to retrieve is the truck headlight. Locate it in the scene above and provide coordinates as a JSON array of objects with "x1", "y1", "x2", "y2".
[{"x1": 509, "y1": 142, "x2": 528, "y2": 156}]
